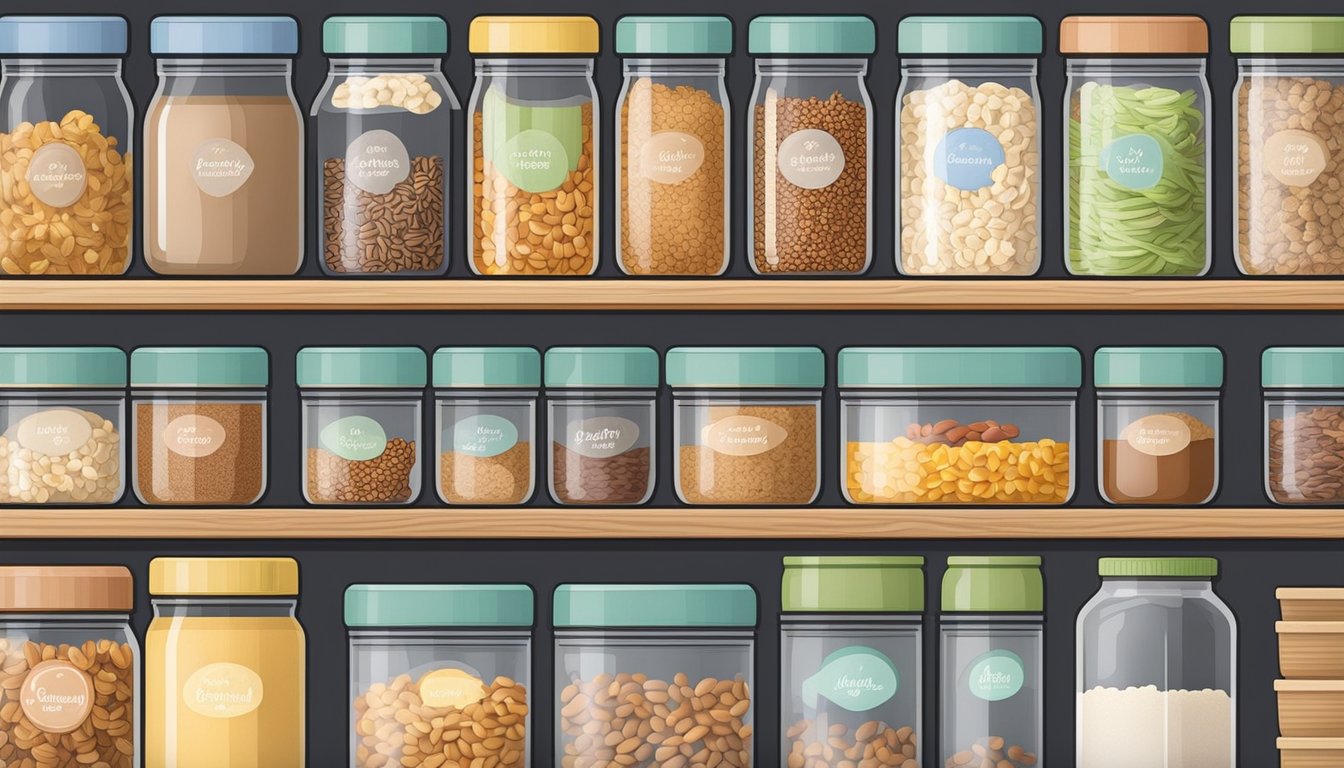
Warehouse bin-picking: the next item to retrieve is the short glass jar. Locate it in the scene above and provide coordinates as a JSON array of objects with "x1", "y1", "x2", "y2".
[
  {"x1": 545, "y1": 346, "x2": 658, "y2": 505},
  {"x1": 554, "y1": 584, "x2": 757, "y2": 768},
  {"x1": 347, "y1": 584, "x2": 534, "y2": 768},
  {"x1": 839, "y1": 346, "x2": 1081, "y2": 505},
  {"x1": 0, "y1": 347, "x2": 126, "y2": 504},
  {"x1": 298, "y1": 346, "x2": 426, "y2": 506},
  {"x1": 434, "y1": 346, "x2": 539, "y2": 505},
  {"x1": 1263, "y1": 346, "x2": 1344, "y2": 504},
  {"x1": 667, "y1": 346, "x2": 822, "y2": 505},
  {"x1": 0, "y1": 565, "x2": 138, "y2": 768}
]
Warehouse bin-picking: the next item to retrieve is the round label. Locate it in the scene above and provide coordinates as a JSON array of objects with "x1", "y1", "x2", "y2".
[
  {"x1": 163, "y1": 414, "x2": 227, "y2": 458},
  {"x1": 933, "y1": 127, "x2": 1006, "y2": 191},
  {"x1": 801, "y1": 646, "x2": 899, "y2": 713},
  {"x1": 1263, "y1": 129, "x2": 1328, "y2": 187},
  {"x1": 15, "y1": 409, "x2": 93, "y2": 455},
  {"x1": 20, "y1": 660, "x2": 93, "y2": 734},
  {"x1": 639, "y1": 131, "x2": 705, "y2": 185},
  {"x1": 1122, "y1": 414, "x2": 1192, "y2": 457},
  {"x1": 701, "y1": 415, "x2": 788, "y2": 457},
  {"x1": 319, "y1": 415, "x2": 388, "y2": 461},
  {"x1": 564, "y1": 416, "x2": 639, "y2": 459},
  {"x1": 966, "y1": 650, "x2": 1026, "y2": 702},
  {"x1": 778, "y1": 129, "x2": 846, "y2": 189},
  {"x1": 345, "y1": 129, "x2": 411, "y2": 195},
  {"x1": 499, "y1": 129, "x2": 570, "y2": 194},
  {"x1": 418, "y1": 668, "x2": 488, "y2": 709},
  {"x1": 191, "y1": 138, "x2": 256, "y2": 197},
  {"x1": 452, "y1": 414, "x2": 519, "y2": 458},
  {"x1": 26, "y1": 143, "x2": 87, "y2": 208},
  {"x1": 1100, "y1": 134, "x2": 1165, "y2": 190},
  {"x1": 183, "y1": 662, "x2": 264, "y2": 719}
]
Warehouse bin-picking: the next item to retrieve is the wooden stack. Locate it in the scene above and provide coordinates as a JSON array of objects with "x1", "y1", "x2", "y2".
[{"x1": 1277, "y1": 589, "x2": 1344, "y2": 766}]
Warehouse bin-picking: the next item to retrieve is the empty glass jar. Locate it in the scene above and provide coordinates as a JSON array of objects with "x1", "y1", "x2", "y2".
[{"x1": 1263, "y1": 346, "x2": 1344, "y2": 504}]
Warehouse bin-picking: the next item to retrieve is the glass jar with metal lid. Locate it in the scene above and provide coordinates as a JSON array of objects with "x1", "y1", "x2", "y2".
[{"x1": 1263, "y1": 347, "x2": 1344, "y2": 504}]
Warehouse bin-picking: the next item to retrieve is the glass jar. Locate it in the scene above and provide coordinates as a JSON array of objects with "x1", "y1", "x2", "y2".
[
  {"x1": 748, "y1": 16, "x2": 874, "y2": 274},
  {"x1": 467, "y1": 16, "x2": 598, "y2": 276},
  {"x1": 615, "y1": 16, "x2": 731, "y2": 276},
  {"x1": 347, "y1": 584, "x2": 534, "y2": 768},
  {"x1": 1061, "y1": 16, "x2": 1211, "y2": 276},
  {"x1": 1076, "y1": 557, "x2": 1236, "y2": 768},
  {"x1": 667, "y1": 346, "x2": 822, "y2": 505},
  {"x1": 554, "y1": 584, "x2": 757, "y2": 767},
  {"x1": 131, "y1": 347, "x2": 268, "y2": 506},
  {"x1": 298, "y1": 346, "x2": 425, "y2": 506},
  {"x1": 1263, "y1": 346, "x2": 1344, "y2": 504},
  {"x1": 1096, "y1": 347, "x2": 1223, "y2": 505},
  {"x1": 838, "y1": 346, "x2": 1080, "y2": 505},
  {"x1": 781, "y1": 557, "x2": 924, "y2": 767},
  {"x1": 434, "y1": 346, "x2": 539, "y2": 505},
  {"x1": 0, "y1": 16, "x2": 133, "y2": 276},
  {"x1": 314, "y1": 16, "x2": 458, "y2": 276},
  {"x1": 0, "y1": 347, "x2": 126, "y2": 504},
  {"x1": 545, "y1": 346, "x2": 658, "y2": 505},
  {"x1": 145, "y1": 16, "x2": 303, "y2": 275},
  {"x1": 0, "y1": 565, "x2": 138, "y2": 768},
  {"x1": 896, "y1": 16, "x2": 1043, "y2": 276},
  {"x1": 940, "y1": 556, "x2": 1044, "y2": 768},
  {"x1": 146, "y1": 557, "x2": 304, "y2": 768}
]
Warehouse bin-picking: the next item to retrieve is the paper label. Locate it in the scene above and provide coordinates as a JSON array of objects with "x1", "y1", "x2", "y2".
[
  {"x1": 15, "y1": 409, "x2": 93, "y2": 455},
  {"x1": 27, "y1": 143, "x2": 87, "y2": 208},
  {"x1": 20, "y1": 660, "x2": 93, "y2": 734},
  {"x1": 452, "y1": 414, "x2": 519, "y2": 458},
  {"x1": 801, "y1": 646, "x2": 898, "y2": 713},
  {"x1": 640, "y1": 131, "x2": 705, "y2": 184},
  {"x1": 1122, "y1": 413, "x2": 1192, "y2": 457},
  {"x1": 499, "y1": 129, "x2": 570, "y2": 193},
  {"x1": 319, "y1": 415, "x2": 388, "y2": 461},
  {"x1": 701, "y1": 415, "x2": 788, "y2": 456},
  {"x1": 565, "y1": 416, "x2": 639, "y2": 458},
  {"x1": 933, "y1": 127, "x2": 1005, "y2": 191},
  {"x1": 966, "y1": 650, "x2": 1025, "y2": 702},
  {"x1": 183, "y1": 662, "x2": 264, "y2": 719},
  {"x1": 778, "y1": 129, "x2": 846, "y2": 189},
  {"x1": 1263, "y1": 129, "x2": 1328, "y2": 187},
  {"x1": 418, "y1": 668, "x2": 488, "y2": 709},
  {"x1": 345, "y1": 129, "x2": 411, "y2": 194},
  {"x1": 191, "y1": 138, "x2": 256, "y2": 197},
  {"x1": 1100, "y1": 134, "x2": 1165, "y2": 190},
  {"x1": 164, "y1": 414, "x2": 227, "y2": 458}
]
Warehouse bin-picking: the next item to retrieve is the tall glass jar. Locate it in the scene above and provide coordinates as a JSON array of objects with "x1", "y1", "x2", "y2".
[
  {"x1": 145, "y1": 16, "x2": 303, "y2": 275},
  {"x1": 1062, "y1": 16, "x2": 1211, "y2": 277},
  {"x1": 896, "y1": 16, "x2": 1043, "y2": 276},
  {"x1": 749, "y1": 16, "x2": 874, "y2": 275},
  {"x1": 0, "y1": 16, "x2": 133, "y2": 276},
  {"x1": 1077, "y1": 557, "x2": 1236, "y2": 768},
  {"x1": 467, "y1": 16, "x2": 598, "y2": 276},
  {"x1": 1263, "y1": 347, "x2": 1344, "y2": 504}
]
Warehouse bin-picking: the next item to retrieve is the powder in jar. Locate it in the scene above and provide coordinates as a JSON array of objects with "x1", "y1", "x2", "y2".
[
  {"x1": 0, "y1": 407, "x2": 121, "y2": 503},
  {"x1": 551, "y1": 445, "x2": 651, "y2": 504},
  {"x1": 307, "y1": 438, "x2": 416, "y2": 504},
  {"x1": 1079, "y1": 686, "x2": 1231, "y2": 768},
  {"x1": 439, "y1": 441, "x2": 532, "y2": 505},
  {"x1": 1269, "y1": 405, "x2": 1344, "y2": 503},
  {"x1": 134, "y1": 402, "x2": 265, "y2": 504},
  {"x1": 678, "y1": 405, "x2": 817, "y2": 504},
  {"x1": 354, "y1": 673, "x2": 527, "y2": 768},
  {"x1": 1102, "y1": 411, "x2": 1215, "y2": 505}
]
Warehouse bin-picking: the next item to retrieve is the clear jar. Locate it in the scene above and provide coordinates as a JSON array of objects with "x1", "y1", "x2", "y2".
[
  {"x1": 554, "y1": 584, "x2": 757, "y2": 767},
  {"x1": 467, "y1": 16, "x2": 598, "y2": 276},
  {"x1": 1061, "y1": 16, "x2": 1211, "y2": 276},
  {"x1": 0, "y1": 347, "x2": 126, "y2": 504},
  {"x1": 748, "y1": 16, "x2": 874, "y2": 274},
  {"x1": 298, "y1": 346, "x2": 426, "y2": 506},
  {"x1": 434, "y1": 346, "x2": 539, "y2": 505},
  {"x1": 0, "y1": 566, "x2": 138, "y2": 768},
  {"x1": 347, "y1": 584, "x2": 534, "y2": 768},
  {"x1": 0, "y1": 16, "x2": 133, "y2": 276},
  {"x1": 130, "y1": 347, "x2": 269, "y2": 506},
  {"x1": 616, "y1": 17, "x2": 731, "y2": 276},
  {"x1": 145, "y1": 16, "x2": 303, "y2": 275},
  {"x1": 839, "y1": 347, "x2": 1080, "y2": 505},
  {"x1": 940, "y1": 556, "x2": 1043, "y2": 768},
  {"x1": 1263, "y1": 347, "x2": 1344, "y2": 504},
  {"x1": 896, "y1": 17, "x2": 1043, "y2": 277},
  {"x1": 667, "y1": 346, "x2": 822, "y2": 505},
  {"x1": 314, "y1": 16, "x2": 458, "y2": 276},
  {"x1": 781, "y1": 557, "x2": 924, "y2": 767},
  {"x1": 1076, "y1": 558, "x2": 1236, "y2": 768}
]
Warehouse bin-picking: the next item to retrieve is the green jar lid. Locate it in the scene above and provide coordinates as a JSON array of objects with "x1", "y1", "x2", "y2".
[
  {"x1": 616, "y1": 16, "x2": 732, "y2": 55},
  {"x1": 296, "y1": 347, "x2": 426, "y2": 388},
  {"x1": 838, "y1": 347, "x2": 1082, "y2": 389},
  {"x1": 131, "y1": 347, "x2": 268, "y2": 388},
  {"x1": 749, "y1": 16, "x2": 876, "y2": 56},
  {"x1": 0, "y1": 347, "x2": 126, "y2": 388},
  {"x1": 942, "y1": 556, "x2": 1043, "y2": 613},
  {"x1": 665, "y1": 347, "x2": 824, "y2": 389},
  {"x1": 544, "y1": 347, "x2": 659, "y2": 389},
  {"x1": 324, "y1": 16, "x2": 448, "y2": 55},
  {"x1": 345, "y1": 583, "x2": 534, "y2": 627},
  {"x1": 554, "y1": 584, "x2": 757, "y2": 628},
  {"x1": 433, "y1": 347, "x2": 540, "y2": 388},
  {"x1": 1094, "y1": 347, "x2": 1224, "y2": 388},
  {"x1": 1231, "y1": 16, "x2": 1344, "y2": 54},
  {"x1": 782, "y1": 556, "x2": 924, "y2": 613},
  {"x1": 898, "y1": 16, "x2": 1043, "y2": 55},
  {"x1": 1263, "y1": 347, "x2": 1344, "y2": 388},
  {"x1": 1098, "y1": 557, "x2": 1218, "y2": 578}
]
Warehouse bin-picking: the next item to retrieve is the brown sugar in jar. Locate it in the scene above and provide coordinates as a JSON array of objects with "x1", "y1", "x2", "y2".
[{"x1": 1102, "y1": 412, "x2": 1216, "y2": 505}]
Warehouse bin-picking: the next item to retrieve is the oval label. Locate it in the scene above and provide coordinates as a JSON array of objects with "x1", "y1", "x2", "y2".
[
  {"x1": 27, "y1": 142, "x2": 87, "y2": 208},
  {"x1": 1122, "y1": 413, "x2": 1192, "y2": 457},
  {"x1": 1100, "y1": 133, "x2": 1165, "y2": 190},
  {"x1": 191, "y1": 138, "x2": 256, "y2": 197},
  {"x1": 418, "y1": 668, "x2": 488, "y2": 709},
  {"x1": 933, "y1": 127, "x2": 1005, "y2": 191},
  {"x1": 163, "y1": 414, "x2": 227, "y2": 459},
  {"x1": 345, "y1": 128, "x2": 411, "y2": 195},
  {"x1": 452, "y1": 414, "x2": 519, "y2": 458},
  {"x1": 320, "y1": 415, "x2": 388, "y2": 461},
  {"x1": 564, "y1": 416, "x2": 639, "y2": 459},
  {"x1": 15, "y1": 408, "x2": 93, "y2": 455},
  {"x1": 966, "y1": 650, "x2": 1025, "y2": 702},
  {"x1": 183, "y1": 662, "x2": 264, "y2": 719},
  {"x1": 1264, "y1": 129, "x2": 1327, "y2": 187},
  {"x1": 500, "y1": 128, "x2": 570, "y2": 194},
  {"x1": 640, "y1": 131, "x2": 706, "y2": 185},
  {"x1": 21, "y1": 660, "x2": 93, "y2": 734},
  {"x1": 701, "y1": 414, "x2": 788, "y2": 457},
  {"x1": 778, "y1": 129, "x2": 846, "y2": 189},
  {"x1": 801, "y1": 646, "x2": 898, "y2": 713}
]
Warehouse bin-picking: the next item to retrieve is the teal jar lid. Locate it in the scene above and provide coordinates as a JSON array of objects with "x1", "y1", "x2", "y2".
[
  {"x1": 433, "y1": 347, "x2": 540, "y2": 389},
  {"x1": 1098, "y1": 557, "x2": 1217, "y2": 578},
  {"x1": 749, "y1": 16, "x2": 876, "y2": 56},
  {"x1": 297, "y1": 347, "x2": 426, "y2": 388},
  {"x1": 544, "y1": 347, "x2": 659, "y2": 389},
  {"x1": 838, "y1": 347, "x2": 1082, "y2": 389},
  {"x1": 942, "y1": 556, "x2": 1043, "y2": 612},
  {"x1": 616, "y1": 16, "x2": 733, "y2": 55},
  {"x1": 782, "y1": 556, "x2": 924, "y2": 613},
  {"x1": 665, "y1": 347, "x2": 824, "y2": 389},
  {"x1": 0, "y1": 347, "x2": 126, "y2": 388},
  {"x1": 1231, "y1": 16, "x2": 1344, "y2": 54},
  {"x1": 345, "y1": 583, "x2": 534, "y2": 627},
  {"x1": 1094, "y1": 347, "x2": 1223, "y2": 389},
  {"x1": 324, "y1": 16, "x2": 448, "y2": 55},
  {"x1": 554, "y1": 584, "x2": 757, "y2": 628},
  {"x1": 898, "y1": 16, "x2": 1043, "y2": 55},
  {"x1": 1263, "y1": 347, "x2": 1344, "y2": 388},
  {"x1": 131, "y1": 347, "x2": 268, "y2": 388}
]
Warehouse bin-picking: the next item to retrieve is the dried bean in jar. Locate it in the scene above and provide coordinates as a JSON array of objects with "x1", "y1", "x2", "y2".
[
  {"x1": 0, "y1": 407, "x2": 121, "y2": 504},
  {"x1": 786, "y1": 719, "x2": 918, "y2": 768},
  {"x1": 354, "y1": 672, "x2": 527, "y2": 768},
  {"x1": 552, "y1": 445, "x2": 651, "y2": 505},
  {"x1": 308, "y1": 438, "x2": 417, "y2": 504},
  {"x1": 945, "y1": 736, "x2": 1037, "y2": 767},
  {"x1": 1268, "y1": 406, "x2": 1344, "y2": 503},
  {"x1": 323, "y1": 155, "x2": 445, "y2": 274}
]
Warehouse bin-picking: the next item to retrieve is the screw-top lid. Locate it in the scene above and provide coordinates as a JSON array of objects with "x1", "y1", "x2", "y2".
[
  {"x1": 433, "y1": 347, "x2": 540, "y2": 389},
  {"x1": 1060, "y1": 15, "x2": 1209, "y2": 55},
  {"x1": 0, "y1": 566, "x2": 132, "y2": 612},
  {"x1": 0, "y1": 16, "x2": 128, "y2": 55},
  {"x1": 942, "y1": 556, "x2": 1043, "y2": 613},
  {"x1": 345, "y1": 584, "x2": 534, "y2": 627},
  {"x1": 544, "y1": 347, "x2": 659, "y2": 389},
  {"x1": 782, "y1": 556, "x2": 924, "y2": 613},
  {"x1": 1094, "y1": 347, "x2": 1224, "y2": 389},
  {"x1": 616, "y1": 16, "x2": 733, "y2": 55},
  {"x1": 469, "y1": 16, "x2": 599, "y2": 55},
  {"x1": 665, "y1": 347, "x2": 824, "y2": 389},
  {"x1": 149, "y1": 557, "x2": 298, "y2": 597},
  {"x1": 838, "y1": 347, "x2": 1082, "y2": 389},
  {"x1": 898, "y1": 16, "x2": 1043, "y2": 56},
  {"x1": 0, "y1": 347, "x2": 126, "y2": 388},
  {"x1": 324, "y1": 16, "x2": 447, "y2": 55},
  {"x1": 151, "y1": 16, "x2": 299, "y2": 56},
  {"x1": 296, "y1": 347, "x2": 426, "y2": 388},
  {"x1": 1263, "y1": 347, "x2": 1344, "y2": 388},
  {"x1": 554, "y1": 584, "x2": 757, "y2": 628},
  {"x1": 131, "y1": 347, "x2": 268, "y2": 388},
  {"x1": 1231, "y1": 16, "x2": 1344, "y2": 54},
  {"x1": 1098, "y1": 557, "x2": 1218, "y2": 578},
  {"x1": 749, "y1": 16, "x2": 876, "y2": 56}
]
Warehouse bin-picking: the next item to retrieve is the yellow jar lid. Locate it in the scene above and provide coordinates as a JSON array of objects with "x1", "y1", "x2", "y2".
[
  {"x1": 469, "y1": 16, "x2": 599, "y2": 55},
  {"x1": 149, "y1": 557, "x2": 299, "y2": 596}
]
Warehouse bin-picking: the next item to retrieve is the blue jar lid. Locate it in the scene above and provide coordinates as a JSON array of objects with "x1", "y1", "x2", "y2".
[
  {"x1": 0, "y1": 16, "x2": 127, "y2": 56},
  {"x1": 151, "y1": 16, "x2": 299, "y2": 56}
]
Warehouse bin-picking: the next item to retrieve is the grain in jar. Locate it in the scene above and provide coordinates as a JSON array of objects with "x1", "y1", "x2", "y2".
[
  {"x1": 1262, "y1": 347, "x2": 1344, "y2": 504},
  {"x1": 435, "y1": 346, "x2": 539, "y2": 505}
]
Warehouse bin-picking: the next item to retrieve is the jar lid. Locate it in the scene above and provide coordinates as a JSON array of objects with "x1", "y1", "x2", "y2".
[
  {"x1": 1263, "y1": 347, "x2": 1344, "y2": 388},
  {"x1": 1059, "y1": 15, "x2": 1209, "y2": 55},
  {"x1": 0, "y1": 347, "x2": 126, "y2": 388},
  {"x1": 665, "y1": 347, "x2": 824, "y2": 389},
  {"x1": 838, "y1": 347, "x2": 1082, "y2": 389},
  {"x1": 782, "y1": 556, "x2": 924, "y2": 613},
  {"x1": 0, "y1": 566, "x2": 132, "y2": 612},
  {"x1": 1094, "y1": 346, "x2": 1224, "y2": 388},
  {"x1": 433, "y1": 347, "x2": 540, "y2": 389},
  {"x1": 296, "y1": 346, "x2": 426, "y2": 389},
  {"x1": 1098, "y1": 557, "x2": 1218, "y2": 578},
  {"x1": 544, "y1": 347, "x2": 659, "y2": 389},
  {"x1": 469, "y1": 16, "x2": 599, "y2": 55},
  {"x1": 345, "y1": 584, "x2": 534, "y2": 627},
  {"x1": 150, "y1": 16, "x2": 299, "y2": 56},
  {"x1": 149, "y1": 557, "x2": 298, "y2": 596},
  {"x1": 942, "y1": 556, "x2": 1043, "y2": 613},
  {"x1": 131, "y1": 347, "x2": 268, "y2": 388},
  {"x1": 615, "y1": 16, "x2": 733, "y2": 55},
  {"x1": 0, "y1": 16, "x2": 127, "y2": 55},
  {"x1": 1232, "y1": 16, "x2": 1344, "y2": 54},
  {"x1": 898, "y1": 16, "x2": 1043, "y2": 56},
  {"x1": 748, "y1": 16, "x2": 876, "y2": 56},
  {"x1": 324, "y1": 16, "x2": 448, "y2": 55},
  {"x1": 554, "y1": 584, "x2": 757, "y2": 628}
]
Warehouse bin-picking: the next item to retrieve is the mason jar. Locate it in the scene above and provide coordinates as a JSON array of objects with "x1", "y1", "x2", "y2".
[{"x1": 1263, "y1": 346, "x2": 1344, "y2": 504}]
